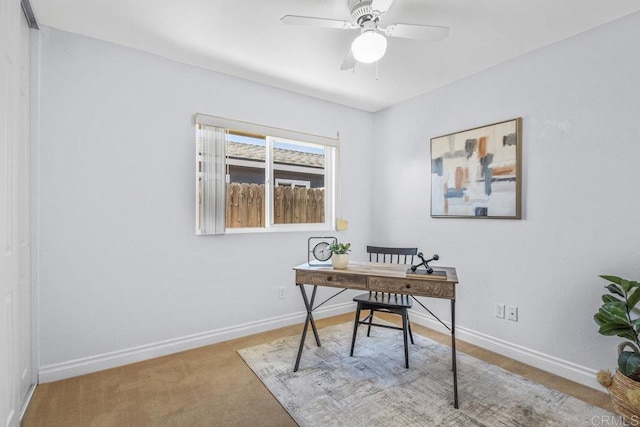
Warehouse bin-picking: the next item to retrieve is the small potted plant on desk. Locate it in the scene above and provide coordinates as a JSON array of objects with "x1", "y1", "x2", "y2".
[
  {"x1": 329, "y1": 241, "x2": 351, "y2": 269},
  {"x1": 595, "y1": 275, "x2": 640, "y2": 420}
]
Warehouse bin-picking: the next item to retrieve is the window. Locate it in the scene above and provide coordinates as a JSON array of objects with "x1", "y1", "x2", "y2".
[
  {"x1": 274, "y1": 179, "x2": 310, "y2": 189},
  {"x1": 196, "y1": 114, "x2": 339, "y2": 234}
]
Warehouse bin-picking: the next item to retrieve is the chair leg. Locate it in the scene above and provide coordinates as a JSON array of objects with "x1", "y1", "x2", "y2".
[
  {"x1": 407, "y1": 314, "x2": 414, "y2": 345},
  {"x1": 402, "y1": 309, "x2": 409, "y2": 368},
  {"x1": 350, "y1": 304, "x2": 362, "y2": 357},
  {"x1": 366, "y1": 309, "x2": 374, "y2": 337}
]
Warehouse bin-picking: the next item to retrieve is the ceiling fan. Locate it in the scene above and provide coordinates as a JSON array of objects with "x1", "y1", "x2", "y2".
[{"x1": 281, "y1": 0, "x2": 449, "y2": 70}]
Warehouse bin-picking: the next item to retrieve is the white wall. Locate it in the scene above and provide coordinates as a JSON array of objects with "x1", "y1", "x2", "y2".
[
  {"x1": 35, "y1": 11, "x2": 640, "y2": 389},
  {"x1": 34, "y1": 27, "x2": 374, "y2": 380},
  {"x1": 371, "y1": 11, "x2": 640, "y2": 387}
]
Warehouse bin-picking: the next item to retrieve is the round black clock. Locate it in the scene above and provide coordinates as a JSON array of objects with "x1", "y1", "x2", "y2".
[
  {"x1": 313, "y1": 242, "x2": 332, "y2": 262},
  {"x1": 308, "y1": 237, "x2": 337, "y2": 266}
]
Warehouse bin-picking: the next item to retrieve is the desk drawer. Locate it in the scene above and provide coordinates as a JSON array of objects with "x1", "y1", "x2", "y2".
[
  {"x1": 369, "y1": 277, "x2": 455, "y2": 299},
  {"x1": 296, "y1": 270, "x2": 368, "y2": 290}
]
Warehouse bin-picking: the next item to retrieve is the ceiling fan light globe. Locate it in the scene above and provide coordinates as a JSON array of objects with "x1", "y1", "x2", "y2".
[{"x1": 351, "y1": 31, "x2": 387, "y2": 63}]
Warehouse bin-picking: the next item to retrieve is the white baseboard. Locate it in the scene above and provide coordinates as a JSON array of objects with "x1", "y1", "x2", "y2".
[
  {"x1": 408, "y1": 310, "x2": 602, "y2": 390},
  {"x1": 19, "y1": 383, "x2": 36, "y2": 422},
  {"x1": 38, "y1": 302, "x2": 355, "y2": 383},
  {"x1": 38, "y1": 302, "x2": 602, "y2": 392}
]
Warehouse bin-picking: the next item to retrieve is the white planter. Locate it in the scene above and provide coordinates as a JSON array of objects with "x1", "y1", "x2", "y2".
[{"x1": 331, "y1": 254, "x2": 349, "y2": 269}]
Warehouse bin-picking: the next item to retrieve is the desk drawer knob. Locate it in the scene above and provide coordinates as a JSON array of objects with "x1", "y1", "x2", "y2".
[{"x1": 405, "y1": 283, "x2": 411, "y2": 289}]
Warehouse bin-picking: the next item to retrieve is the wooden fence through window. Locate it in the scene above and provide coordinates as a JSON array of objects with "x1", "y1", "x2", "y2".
[{"x1": 226, "y1": 183, "x2": 325, "y2": 228}]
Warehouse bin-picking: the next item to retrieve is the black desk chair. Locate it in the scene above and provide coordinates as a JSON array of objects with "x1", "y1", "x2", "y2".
[{"x1": 350, "y1": 246, "x2": 418, "y2": 368}]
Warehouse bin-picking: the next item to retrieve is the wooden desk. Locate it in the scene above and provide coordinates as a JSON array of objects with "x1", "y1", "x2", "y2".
[{"x1": 293, "y1": 262, "x2": 460, "y2": 408}]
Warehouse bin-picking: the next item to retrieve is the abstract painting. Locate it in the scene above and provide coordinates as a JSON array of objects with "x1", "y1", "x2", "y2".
[{"x1": 431, "y1": 118, "x2": 522, "y2": 219}]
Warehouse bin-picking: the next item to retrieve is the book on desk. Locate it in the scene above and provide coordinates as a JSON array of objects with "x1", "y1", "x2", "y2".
[{"x1": 405, "y1": 269, "x2": 448, "y2": 279}]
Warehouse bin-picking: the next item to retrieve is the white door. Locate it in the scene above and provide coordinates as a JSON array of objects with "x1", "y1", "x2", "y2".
[{"x1": 0, "y1": 0, "x2": 32, "y2": 426}]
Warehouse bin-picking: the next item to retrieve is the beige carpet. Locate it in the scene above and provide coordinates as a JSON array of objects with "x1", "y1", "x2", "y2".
[{"x1": 238, "y1": 322, "x2": 614, "y2": 426}]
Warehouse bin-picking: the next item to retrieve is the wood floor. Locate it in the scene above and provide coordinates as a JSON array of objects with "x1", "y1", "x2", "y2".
[{"x1": 23, "y1": 313, "x2": 613, "y2": 426}]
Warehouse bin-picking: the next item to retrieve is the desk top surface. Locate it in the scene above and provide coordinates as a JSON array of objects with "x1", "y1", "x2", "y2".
[{"x1": 294, "y1": 262, "x2": 458, "y2": 283}]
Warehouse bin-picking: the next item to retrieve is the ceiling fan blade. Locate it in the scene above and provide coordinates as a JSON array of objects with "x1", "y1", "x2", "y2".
[
  {"x1": 371, "y1": 0, "x2": 395, "y2": 14},
  {"x1": 383, "y1": 23, "x2": 450, "y2": 41},
  {"x1": 281, "y1": 15, "x2": 357, "y2": 30},
  {"x1": 340, "y1": 49, "x2": 355, "y2": 71}
]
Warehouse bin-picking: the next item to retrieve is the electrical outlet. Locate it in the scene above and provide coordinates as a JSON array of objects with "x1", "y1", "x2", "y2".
[
  {"x1": 278, "y1": 287, "x2": 286, "y2": 300},
  {"x1": 507, "y1": 305, "x2": 518, "y2": 322},
  {"x1": 495, "y1": 303, "x2": 505, "y2": 319}
]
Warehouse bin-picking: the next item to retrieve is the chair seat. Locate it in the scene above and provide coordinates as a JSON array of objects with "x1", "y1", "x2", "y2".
[{"x1": 353, "y1": 292, "x2": 413, "y2": 309}]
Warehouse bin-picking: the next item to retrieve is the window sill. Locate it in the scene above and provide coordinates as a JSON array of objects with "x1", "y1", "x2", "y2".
[{"x1": 224, "y1": 223, "x2": 334, "y2": 234}]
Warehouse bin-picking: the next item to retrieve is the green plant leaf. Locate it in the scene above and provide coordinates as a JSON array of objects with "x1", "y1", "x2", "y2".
[
  {"x1": 601, "y1": 275, "x2": 625, "y2": 285},
  {"x1": 597, "y1": 275, "x2": 640, "y2": 343},
  {"x1": 595, "y1": 310, "x2": 618, "y2": 325},
  {"x1": 602, "y1": 275, "x2": 634, "y2": 293},
  {"x1": 595, "y1": 316, "x2": 637, "y2": 340},
  {"x1": 599, "y1": 303, "x2": 629, "y2": 323},
  {"x1": 628, "y1": 288, "x2": 640, "y2": 312},
  {"x1": 606, "y1": 283, "x2": 625, "y2": 298},
  {"x1": 594, "y1": 312, "x2": 608, "y2": 326},
  {"x1": 616, "y1": 330, "x2": 639, "y2": 341},
  {"x1": 603, "y1": 294, "x2": 623, "y2": 304},
  {"x1": 329, "y1": 242, "x2": 351, "y2": 254},
  {"x1": 599, "y1": 323, "x2": 634, "y2": 336},
  {"x1": 620, "y1": 279, "x2": 632, "y2": 293},
  {"x1": 604, "y1": 301, "x2": 627, "y2": 311},
  {"x1": 619, "y1": 351, "x2": 640, "y2": 377}
]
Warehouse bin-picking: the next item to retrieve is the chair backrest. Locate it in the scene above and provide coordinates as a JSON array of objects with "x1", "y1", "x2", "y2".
[{"x1": 367, "y1": 246, "x2": 418, "y2": 265}]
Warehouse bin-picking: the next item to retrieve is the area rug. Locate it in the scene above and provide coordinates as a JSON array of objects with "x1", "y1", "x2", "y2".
[{"x1": 238, "y1": 322, "x2": 614, "y2": 426}]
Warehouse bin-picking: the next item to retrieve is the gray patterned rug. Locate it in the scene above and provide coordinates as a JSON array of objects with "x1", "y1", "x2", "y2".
[{"x1": 238, "y1": 322, "x2": 614, "y2": 426}]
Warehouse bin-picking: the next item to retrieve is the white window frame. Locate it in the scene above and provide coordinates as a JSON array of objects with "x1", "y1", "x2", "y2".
[
  {"x1": 196, "y1": 113, "x2": 339, "y2": 235},
  {"x1": 274, "y1": 179, "x2": 311, "y2": 189}
]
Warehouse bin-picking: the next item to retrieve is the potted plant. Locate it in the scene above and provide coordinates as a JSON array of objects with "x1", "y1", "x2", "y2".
[
  {"x1": 329, "y1": 241, "x2": 351, "y2": 269},
  {"x1": 595, "y1": 275, "x2": 640, "y2": 419}
]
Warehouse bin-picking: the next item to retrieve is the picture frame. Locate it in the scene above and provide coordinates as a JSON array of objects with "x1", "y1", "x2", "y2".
[{"x1": 430, "y1": 117, "x2": 522, "y2": 219}]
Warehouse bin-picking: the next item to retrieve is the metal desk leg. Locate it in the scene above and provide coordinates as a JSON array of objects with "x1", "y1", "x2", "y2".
[
  {"x1": 451, "y1": 299, "x2": 459, "y2": 409},
  {"x1": 294, "y1": 284, "x2": 320, "y2": 372}
]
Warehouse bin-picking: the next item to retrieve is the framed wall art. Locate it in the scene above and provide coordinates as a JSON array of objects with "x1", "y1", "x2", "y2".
[{"x1": 431, "y1": 117, "x2": 522, "y2": 219}]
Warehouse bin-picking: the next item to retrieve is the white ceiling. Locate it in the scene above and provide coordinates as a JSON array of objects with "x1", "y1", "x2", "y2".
[{"x1": 31, "y1": 0, "x2": 640, "y2": 112}]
